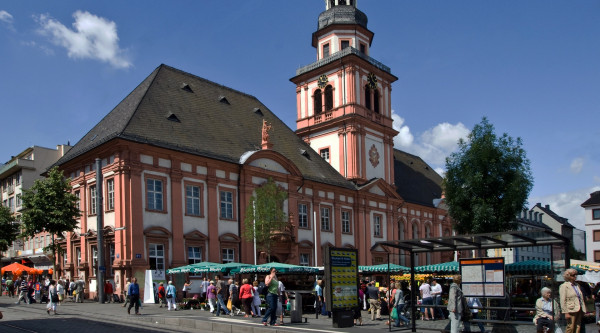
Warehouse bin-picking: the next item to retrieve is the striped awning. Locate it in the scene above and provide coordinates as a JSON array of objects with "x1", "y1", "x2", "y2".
[
  {"x1": 359, "y1": 263, "x2": 409, "y2": 273},
  {"x1": 415, "y1": 261, "x2": 459, "y2": 274}
]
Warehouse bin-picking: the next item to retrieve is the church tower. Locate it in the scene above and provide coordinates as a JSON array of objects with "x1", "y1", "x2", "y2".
[{"x1": 291, "y1": 0, "x2": 398, "y2": 185}]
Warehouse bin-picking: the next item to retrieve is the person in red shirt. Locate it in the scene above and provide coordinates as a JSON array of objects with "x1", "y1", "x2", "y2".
[
  {"x1": 239, "y1": 278, "x2": 254, "y2": 317},
  {"x1": 104, "y1": 280, "x2": 114, "y2": 303},
  {"x1": 157, "y1": 282, "x2": 166, "y2": 308}
]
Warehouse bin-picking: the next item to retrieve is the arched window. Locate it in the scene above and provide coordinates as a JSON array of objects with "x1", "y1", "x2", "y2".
[
  {"x1": 374, "y1": 89, "x2": 380, "y2": 113},
  {"x1": 325, "y1": 85, "x2": 333, "y2": 111},
  {"x1": 365, "y1": 85, "x2": 371, "y2": 111},
  {"x1": 425, "y1": 224, "x2": 432, "y2": 264},
  {"x1": 314, "y1": 89, "x2": 322, "y2": 114}
]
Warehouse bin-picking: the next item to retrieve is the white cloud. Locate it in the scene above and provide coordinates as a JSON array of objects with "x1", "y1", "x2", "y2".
[
  {"x1": 0, "y1": 10, "x2": 15, "y2": 31},
  {"x1": 570, "y1": 157, "x2": 584, "y2": 174},
  {"x1": 36, "y1": 11, "x2": 131, "y2": 68},
  {"x1": 530, "y1": 186, "x2": 600, "y2": 231},
  {"x1": 392, "y1": 109, "x2": 469, "y2": 168}
]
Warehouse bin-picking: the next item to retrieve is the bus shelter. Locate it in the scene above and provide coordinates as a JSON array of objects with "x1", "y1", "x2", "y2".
[{"x1": 374, "y1": 227, "x2": 570, "y2": 332}]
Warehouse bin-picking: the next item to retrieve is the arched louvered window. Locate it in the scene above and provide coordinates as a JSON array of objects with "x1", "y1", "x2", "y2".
[
  {"x1": 325, "y1": 85, "x2": 333, "y2": 111},
  {"x1": 374, "y1": 89, "x2": 380, "y2": 113},
  {"x1": 365, "y1": 85, "x2": 371, "y2": 111},
  {"x1": 314, "y1": 89, "x2": 322, "y2": 114}
]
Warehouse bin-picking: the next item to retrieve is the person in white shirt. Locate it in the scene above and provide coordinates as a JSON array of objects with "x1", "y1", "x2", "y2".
[
  {"x1": 419, "y1": 279, "x2": 434, "y2": 320},
  {"x1": 431, "y1": 280, "x2": 444, "y2": 319},
  {"x1": 277, "y1": 280, "x2": 287, "y2": 325}
]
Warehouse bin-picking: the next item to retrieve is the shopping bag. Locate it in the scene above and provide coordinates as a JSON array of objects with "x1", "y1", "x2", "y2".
[
  {"x1": 391, "y1": 307, "x2": 398, "y2": 320},
  {"x1": 227, "y1": 299, "x2": 232, "y2": 311}
]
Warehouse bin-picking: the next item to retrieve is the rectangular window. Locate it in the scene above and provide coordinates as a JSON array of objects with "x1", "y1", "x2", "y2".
[
  {"x1": 320, "y1": 148, "x2": 330, "y2": 163},
  {"x1": 323, "y1": 43, "x2": 330, "y2": 57},
  {"x1": 76, "y1": 247, "x2": 81, "y2": 266},
  {"x1": 188, "y1": 246, "x2": 203, "y2": 265},
  {"x1": 220, "y1": 190, "x2": 234, "y2": 219},
  {"x1": 298, "y1": 203, "x2": 309, "y2": 229},
  {"x1": 374, "y1": 214, "x2": 381, "y2": 237},
  {"x1": 300, "y1": 253, "x2": 310, "y2": 266},
  {"x1": 16, "y1": 172, "x2": 21, "y2": 185},
  {"x1": 91, "y1": 245, "x2": 98, "y2": 271},
  {"x1": 595, "y1": 250, "x2": 600, "y2": 262},
  {"x1": 360, "y1": 43, "x2": 366, "y2": 54},
  {"x1": 106, "y1": 179, "x2": 114, "y2": 211},
  {"x1": 147, "y1": 179, "x2": 164, "y2": 211},
  {"x1": 222, "y1": 248, "x2": 235, "y2": 263},
  {"x1": 342, "y1": 210, "x2": 351, "y2": 233},
  {"x1": 594, "y1": 209, "x2": 600, "y2": 220},
  {"x1": 75, "y1": 191, "x2": 80, "y2": 211},
  {"x1": 89, "y1": 185, "x2": 97, "y2": 215},
  {"x1": 321, "y1": 207, "x2": 331, "y2": 231},
  {"x1": 15, "y1": 194, "x2": 22, "y2": 208},
  {"x1": 594, "y1": 230, "x2": 600, "y2": 242},
  {"x1": 149, "y1": 244, "x2": 165, "y2": 270},
  {"x1": 341, "y1": 40, "x2": 350, "y2": 50},
  {"x1": 8, "y1": 197, "x2": 13, "y2": 212},
  {"x1": 109, "y1": 243, "x2": 115, "y2": 276},
  {"x1": 186, "y1": 185, "x2": 201, "y2": 216}
]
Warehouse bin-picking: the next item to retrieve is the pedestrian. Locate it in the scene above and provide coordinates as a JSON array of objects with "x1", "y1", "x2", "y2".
[
  {"x1": 56, "y1": 279, "x2": 65, "y2": 305},
  {"x1": 533, "y1": 287, "x2": 560, "y2": 333},
  {"x1": 262, "y1": 267, "x2": 280, "y2": 326},
  {"x1": 593, "y1": 282, "x2": 600, "y2": 325},
  {"x1": 431, "y1": 279, "x2": 445, "y2": 319},
  {"x1": 206, "y1": 280, "x2": 217, "y2": 314},
  {"x1": 239, "y1": 278, "x2": 254, "y2": 317},
  {"x1": 560, "y1": 268, "x2": 586, "y2": 333},
  {"x1": 122, "y1": 278, "x2": 131, "y2": 308},
  {"x1": 157, "y1": 282, "x2": 166, "y2": 308},
  {"x1": 166, "y1": 281, "x2": 177, "y2": 311},
  {"x1": 47, "y1": 280, "x2": 58, "y2": 315},
  {"x1": 69, "y1": 279, "x2": 76, "y2": 301},
  {"x1": 367, "y1": 281, "x2": 381, "y2": 321},
  {"x1": 394, "y1": 282, "x2": 411, "y2": 327},
  {"x1": 229, "y1": 279, "x2": 241, "y2": 315},
  {"x1": 104, "y1": 280, "x2": 114, "y2": 303},
  {"x1": 201, "y1": 277, "x2": 210, "y2": 302},
  {"x1": 182, "y1": 280, "x2": 192, "y2": 299},
  {"x1": 251, "y1": 280, "x2": 261, "y2": 317},
  {"x1": 127, "y1": 277, "x2": 140, "y2": 315},
  {"x1": 6, "y1": 277, "x2": 14, "y2": 298},
  {"x1": 420, "y1": 278, "x2": 434, "y2": 320},
  {"x1": 215, "y1": 275, "x2": 231, "y2": 316},
  {"x1": 315, "y1": 279, "x2": 324, "y2": 316},
  {"x1": 354, "y1": 282, "x2": 364, "y2": 326},
  {"x1": 445, "y1": 274, "x2": 464, "y2": 333},
  {"x1": 277, "y1": 279, "x2": 287, "y2": 325},
  {"x1": 463, "y1": 297, "x2": 485, "y2": 333},
  {"x1": 15, "y1": 277, "x2": 28, "y2": 305}
]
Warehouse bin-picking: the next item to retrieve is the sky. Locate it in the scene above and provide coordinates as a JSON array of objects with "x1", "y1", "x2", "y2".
[{"x1": 1, "y1": 1, "x2": 598, "y2": 230}]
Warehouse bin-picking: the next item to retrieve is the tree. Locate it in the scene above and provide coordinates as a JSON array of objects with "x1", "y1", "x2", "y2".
[
  {"x1": 243, "y1": 178, "x2": 288, "y2": 262},
  {"x1": 0, "y1": 205, "x2": 19, "y2": 253},
  {"x1": 21, "y1": 166, "x2": 81, "y2": 275},
  {"x1": 443, "y1": 118, "x2": 533, "y2": 234}
]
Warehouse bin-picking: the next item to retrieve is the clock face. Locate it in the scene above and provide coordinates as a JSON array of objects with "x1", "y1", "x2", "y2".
[
  {"x1": 318, "y1": 74, "x2": 328, "y2": 89},
  {"x1": 367, "y1": 73, "x2": 377, "y2": 89}
]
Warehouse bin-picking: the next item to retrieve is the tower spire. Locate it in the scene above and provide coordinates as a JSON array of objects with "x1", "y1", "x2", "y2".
[{"x1": 325, "y1": 0, "x2": 356, "y2": 10}]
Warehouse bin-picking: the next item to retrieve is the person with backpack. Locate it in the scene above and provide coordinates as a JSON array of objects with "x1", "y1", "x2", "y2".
[
  {"x1": 157, "y1": 282, "x2": 166, "y2": 308},
  {"x1": 46, "y1": 280, "x2": 59, "y2": 315}
]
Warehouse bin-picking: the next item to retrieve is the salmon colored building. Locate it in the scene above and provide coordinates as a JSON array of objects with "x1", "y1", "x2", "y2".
[{"x1": 52, "y1": 1, "x2": 453, "y2": 297}]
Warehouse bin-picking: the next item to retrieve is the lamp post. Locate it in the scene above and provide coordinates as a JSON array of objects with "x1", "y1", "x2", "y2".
[{"x1": 95, "y1": 158, "x2": 105, "y2": 303}]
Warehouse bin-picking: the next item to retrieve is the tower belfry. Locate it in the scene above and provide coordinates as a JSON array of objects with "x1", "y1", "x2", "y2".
[{"x1": 291, "y1": 1, "x2": 398, "y2": 185}]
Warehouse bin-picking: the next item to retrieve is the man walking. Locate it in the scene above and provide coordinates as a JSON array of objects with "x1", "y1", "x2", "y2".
[
  {"x1": 15, "y1": 278, "x2": 29, "y2": 305},
  {"x1": 215, "y1": 276, "x2": 231, "y2": 316},
  {"x1": 127, "y1": 277, "x2": 140, "y2": 315},
  {"x1": 560, "y1": 268, "x2": 586, "y2": 333},
  {"x1": 445, "y1": 275, "x2": 464, "y2": 333},
  {"x1": 367, "y1": 281, "x2": 381, "y2": 321},
  {"x1": 166, "y1": 281, "x2": 177, "y2": 311}
]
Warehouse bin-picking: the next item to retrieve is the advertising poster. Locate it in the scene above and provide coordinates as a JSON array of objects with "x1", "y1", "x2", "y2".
[
  {"x1": 327, "y1": 248, "x2": 359, "y2": 310},
  {"x1": 460, "y1": 257, "x2": 505, "y2": 297}
]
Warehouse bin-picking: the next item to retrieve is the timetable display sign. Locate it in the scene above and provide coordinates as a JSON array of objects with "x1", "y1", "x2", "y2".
[
  {"x1": 325, "y1": 248, "x2": 359, "y2": 310},
  {"x1": 460, "y1": 257, "x2": 505, "y2": 298}
]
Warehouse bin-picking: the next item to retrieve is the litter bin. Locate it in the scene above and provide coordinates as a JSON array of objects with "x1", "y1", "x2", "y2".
[{"x1": 289, "y1": 291, "x2": 303, "y2": 323}]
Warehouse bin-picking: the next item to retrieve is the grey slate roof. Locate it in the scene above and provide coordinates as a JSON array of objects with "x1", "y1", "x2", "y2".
[
  {"x1": 317, "y1": 5, "x2": 368, "y2": 31},
  {"x1": 534, "y1": 203, "x2": 574, "y2": 228},
  {"x1": 393, "y1": 149, "x2": 443, "y2": 208},
  {"x1": 581, "y1": 191, "x2": 600, "y2": 207},
  {"x1": 54, "y1": 64, "x2": 355, "y2": 190}
]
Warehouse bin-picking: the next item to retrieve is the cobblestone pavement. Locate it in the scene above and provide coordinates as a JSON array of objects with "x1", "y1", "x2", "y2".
[{"x1": 1, "y1": 296, "x2": 598, "y2": 333}]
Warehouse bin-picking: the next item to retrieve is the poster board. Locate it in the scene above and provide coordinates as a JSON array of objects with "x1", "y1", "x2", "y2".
[
  {"x1": 460, "y1": 257, "x2": 505, "y2": 298},
  {"x1": 325, "y1": 247, "x2": 359, "y2": 311}
]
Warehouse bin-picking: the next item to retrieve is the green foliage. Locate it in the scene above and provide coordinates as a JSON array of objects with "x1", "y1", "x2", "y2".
[
  {"x1": 20, "y1": 166, "x2": 80, "y2": 265},
  {"x1": 0, "y1": 205, "x2": 19, "y2": 252},
  {"x1": 443, "y1": 118, "x2": 533, "y2": 234},
  {"x1": 243, "y1": 178, "x2": 288, "y2": 260}
]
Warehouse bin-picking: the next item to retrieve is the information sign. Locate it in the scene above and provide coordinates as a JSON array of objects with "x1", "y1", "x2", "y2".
[
  {"x1": 460, "y1": 257, "x2": 505, "y2": 297},
  {"x1": 325, "y1": 248, "x2": 359, "y2": 310}
]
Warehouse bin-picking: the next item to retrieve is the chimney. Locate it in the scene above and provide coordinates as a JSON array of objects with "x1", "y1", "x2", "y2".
[{"x1": 545, "y1": 204, "x2": 550, "y2": 210}]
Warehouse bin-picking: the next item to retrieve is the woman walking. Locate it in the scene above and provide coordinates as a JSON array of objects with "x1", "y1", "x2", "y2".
[
  {"x1": 239, "y1": 278, "x2": 254, "y2": 317},
  {"x1": 251, "y1": 280, "x2": 261, "y2": 317},
  {"x1": 47, "y1": 280, "x2": 58, "y2": 315},
  {"x1": 166, "y1": 281, "x2": 177, "y2": 311}
]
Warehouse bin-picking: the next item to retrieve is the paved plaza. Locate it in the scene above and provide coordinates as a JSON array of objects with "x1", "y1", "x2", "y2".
[{"x1": 0, "y1": 296, "x2": 597, "y2": 333}]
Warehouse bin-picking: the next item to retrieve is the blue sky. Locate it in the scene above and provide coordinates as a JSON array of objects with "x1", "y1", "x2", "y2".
[{"x1": 1, "y1": 1, "x2": 598, "y2": 230}]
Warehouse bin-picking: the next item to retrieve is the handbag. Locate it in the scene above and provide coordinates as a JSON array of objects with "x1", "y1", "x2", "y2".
[
  {"x1": 52, "y1": 294, "x2": 59, "y2": 303},
  {"x1": 391, "y1": 307, "x2": 398, "y2": 320},
  {"x1": 227, "y1": 299, "x2": 232, "y2": 311}
]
